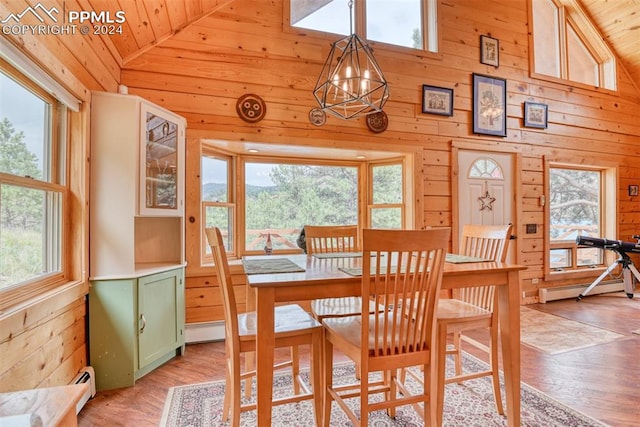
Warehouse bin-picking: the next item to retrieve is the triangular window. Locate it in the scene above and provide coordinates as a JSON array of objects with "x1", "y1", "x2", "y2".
[{"x1": 530, "y1": 0, "x2": 616, "y2": 90}]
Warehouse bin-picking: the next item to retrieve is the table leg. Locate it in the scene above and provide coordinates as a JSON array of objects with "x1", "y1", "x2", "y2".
[
  {"x1": 255, "y1": 287, "x2": 275, "y2": 426},
  {"x1": 497, "y1": 270, "x2": 521, "y2": 427}
]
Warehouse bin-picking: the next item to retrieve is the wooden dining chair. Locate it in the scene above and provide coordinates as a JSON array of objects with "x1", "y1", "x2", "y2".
[
  {"x1": 304, "y1": 224, "x2": 359, "y2": 255},
  {"x1": 205, "y1": 227, "x2": 323, "y2": 427},
  {"x1": 404, "y1": 223, "x2": 512, "y2": 421},
  {"x1": 322, "y1": 228, "x2": 450, "y2": 426},
  {"x1": 306, "y1": 225, "x2": 377, "y2": 322}
]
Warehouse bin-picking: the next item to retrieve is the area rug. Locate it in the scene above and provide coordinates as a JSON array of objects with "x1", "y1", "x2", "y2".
[
  {"x1": 159, "y1": 354, "x2": 608, "y2": 426},
  {"x1": 520, "y1": 306, "x2": 624, "y2": 355}
]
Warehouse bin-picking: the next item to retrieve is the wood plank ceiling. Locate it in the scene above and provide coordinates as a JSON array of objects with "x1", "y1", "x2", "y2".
[
  {"x1": 99, "y1": 0, "x2": 640, "y2": 90},
  {"x1": 88, "y1": 0, "x2": 237, "y2": 64}
]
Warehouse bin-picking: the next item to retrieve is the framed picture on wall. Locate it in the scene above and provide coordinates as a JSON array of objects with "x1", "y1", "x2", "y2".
[
  {"x1": 422, "y1": 85, "x2": 454, "y2": 116},
  {"x1": 472, "y1": 73, "x2": 507, "y2": 137},
  {"x1": 523, "y1": 101, "x2": 548, "y2": 128},
  {"x1": 480, "y1": 35, "x2": 499, "y2": 67}
]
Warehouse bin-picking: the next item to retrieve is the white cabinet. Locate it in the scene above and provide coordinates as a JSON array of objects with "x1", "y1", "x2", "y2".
[
  {"x1": 89, "y1": 91, "x2": 186, "y2": 278},
  {"x1": 89, "y1": 92, "x2": 186, "y2": 390}
]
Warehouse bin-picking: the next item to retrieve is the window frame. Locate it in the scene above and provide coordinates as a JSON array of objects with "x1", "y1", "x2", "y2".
[
  {"x1": 367, "y1": 159, "x2": 406, "y2": 229},
  {"x1": 528, "y1": 0, "x2": 617, "y2": 91},
  {"x1": 238, "y1": 155, "x2": 363, "y2": 256},
  {"x1": 544, "y1": 158, "x2": 618, "y2": 281},
  {"x1": 285, "y1": 0, "x2": 440, "y2": 55},
  {"x1": 201, "y1": 149, "x2": 236, "y2": 263},
  {"x1": 199, "y1": 148, "x2": 407, "y2": 261},
  {"x1": 0, "y1": 59, "x2": 70, "y2": 308}
]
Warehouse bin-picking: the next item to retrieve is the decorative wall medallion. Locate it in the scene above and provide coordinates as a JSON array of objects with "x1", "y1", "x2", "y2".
[
  {"x1": 309, "y1": 108, "x2": 326, "y2": 126},
  {"x1": 236, "y1": 94, "x2": 266, "y2": 123},
  {"x1": 366, "y1": 110, "x2": 388, "y2": 133}
]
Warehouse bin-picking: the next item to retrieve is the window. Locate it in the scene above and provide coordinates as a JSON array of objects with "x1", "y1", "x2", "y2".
[
  {"x1": 468, "y1": 158, "x2": 504, "y2": 179},
  {"x1": 546, "y1": 161, "x2": 617, "y2": 278},
  {"x1": 369, "y1": 162, "x2": 404, "y2": 228},
  {"x1": 289, "y1": 0, "x2": 438, "y2": 52},
  {"x1": 530, "y1": 0, "x2": 616, "y2": 90},
  {"x1": 242, "y1": 160, "x2": 359, "y2": 253},
  {"x1": 200, "y1": 149, "x2": 406, "y2": 259},
  {"x1": 201, "y1": 151, "x2": 234, "y2": 260},
  {"x1": 0, "y1": 60, "x2": 67, "y2": 292}
]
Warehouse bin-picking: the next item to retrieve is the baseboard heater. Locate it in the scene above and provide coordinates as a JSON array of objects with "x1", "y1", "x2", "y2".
[
  {"x1": 538, "y1": 280, "x2": 623, "y2": 303},
  {"x1": 70, "y1": 366, "x2": 96, "y2": 414}
]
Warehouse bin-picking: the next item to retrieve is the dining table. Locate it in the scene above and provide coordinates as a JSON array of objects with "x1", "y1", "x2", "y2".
[{"x1": 244, "y1": 253, "x2": 526, "y2": 426}]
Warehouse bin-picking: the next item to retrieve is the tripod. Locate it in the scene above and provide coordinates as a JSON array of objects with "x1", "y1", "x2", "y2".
[{"x1": 576, "y1": 251, "x2": 639, "y2": 301}]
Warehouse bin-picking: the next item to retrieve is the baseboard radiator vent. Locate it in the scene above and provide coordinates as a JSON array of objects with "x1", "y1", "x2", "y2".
[
  {"x1": 539, "y1": 280, "x2": 623, "y2": 303},
  {"x1": 186, "y1": 321, "x2": 225, "y2": 343},
  {"x1": 70, "y1": 366, "x2": 96, "y2": 414}
]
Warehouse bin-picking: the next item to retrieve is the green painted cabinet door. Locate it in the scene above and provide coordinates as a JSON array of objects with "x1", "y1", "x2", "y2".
[
  {"x1": 89, "y1": 267, "x2": 185, "y2": 391},
  {"x1": 138, "y1": 269, "x2": 185, "y2": 369}
]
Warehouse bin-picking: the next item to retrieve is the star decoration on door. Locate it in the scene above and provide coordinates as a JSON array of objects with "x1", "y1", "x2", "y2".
[{"x1": 478, "y1": 190, "x2": 496, "y2": 211}]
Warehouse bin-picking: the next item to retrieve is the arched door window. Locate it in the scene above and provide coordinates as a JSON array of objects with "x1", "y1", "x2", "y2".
[{"x1": 468, "y1": 158, "x2": 504, "y2": 180}]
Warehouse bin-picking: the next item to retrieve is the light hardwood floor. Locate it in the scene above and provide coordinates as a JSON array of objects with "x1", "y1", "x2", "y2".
[{"x1": 78, "y1": 292, "x2": 640, "y2": 426}]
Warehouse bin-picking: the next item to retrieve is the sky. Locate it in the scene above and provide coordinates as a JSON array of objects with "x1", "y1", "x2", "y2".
[
  {"x1": 293, "y1": 0, "x2": 421, "y2": 48},
  {"x1": 0, "y1": 73, "x2": 45, "y2": 171},
  {"x1": 201, "y1": 158, "x2": 276, "y2": 187}
]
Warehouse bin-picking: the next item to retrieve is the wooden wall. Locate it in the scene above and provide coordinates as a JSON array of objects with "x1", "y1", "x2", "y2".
[{"x1": 118, "y1": 0, "x2": 640, "y2": 324}]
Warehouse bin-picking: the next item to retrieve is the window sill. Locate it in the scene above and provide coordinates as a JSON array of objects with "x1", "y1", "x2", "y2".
[{"x1": 544, "y1": 266, "x2": 609, "y2": 282}]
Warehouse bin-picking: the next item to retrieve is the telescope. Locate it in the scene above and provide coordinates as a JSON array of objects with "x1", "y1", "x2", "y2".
[
  {"x1": 575, "y1": 235, "x2": 640, "y2": 301},
  {"x1": 575, "y1": 235, "x2": 640, "y2": 256}
]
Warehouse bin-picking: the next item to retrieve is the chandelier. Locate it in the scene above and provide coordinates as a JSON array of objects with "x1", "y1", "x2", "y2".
[{"x1": 313, "y1": 1, "x2": 389, "y2": 120}]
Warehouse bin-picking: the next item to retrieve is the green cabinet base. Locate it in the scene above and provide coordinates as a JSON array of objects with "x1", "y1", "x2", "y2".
[{"x1": 89, "y1": 267, "x2": 185, "y2": 391}]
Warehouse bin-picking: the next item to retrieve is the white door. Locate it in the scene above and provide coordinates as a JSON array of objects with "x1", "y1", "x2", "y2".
[{"x1": 457, "y1": 150, "x2": 514, "y2": 261}]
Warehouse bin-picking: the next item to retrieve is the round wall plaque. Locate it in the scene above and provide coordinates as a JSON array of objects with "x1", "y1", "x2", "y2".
[
  {"x1": 309, "y1": 108, "x2": 327, "y2": 126},
  {"x1": 236, "y1": 94, "x2": 266, "y2": 123},
  {"x1": 366, "y1": 111, "x2": 388, "y2": 133}
]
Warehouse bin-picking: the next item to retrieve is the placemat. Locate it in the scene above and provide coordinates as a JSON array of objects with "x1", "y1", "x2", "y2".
[
  {"x1": 445, "y1": 253, "x2": 492, "y2": 263},
  {"x1": 313, "y1": 252, "x2": 363, "y2": 259},
  {"x1": 242, "y1": 258, "x2": 305, "y2": 275}
]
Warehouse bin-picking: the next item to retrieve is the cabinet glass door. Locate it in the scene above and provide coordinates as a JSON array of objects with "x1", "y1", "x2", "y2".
[
  {"x1": 140, "y1": 102, "x2": 184, "y2": 216},
  {"x1": 145, "y1": 112, "x2": 178, "y2": 210}
]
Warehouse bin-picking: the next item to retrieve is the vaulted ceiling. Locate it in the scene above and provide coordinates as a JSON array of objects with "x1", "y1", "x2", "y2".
[{"x1": 99, "y1": 0, "x2": 640, "y2": 90}]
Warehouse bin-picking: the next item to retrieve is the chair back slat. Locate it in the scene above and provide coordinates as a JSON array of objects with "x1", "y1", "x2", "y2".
[
  {"x1": 305, "y1": 225, "x2": 358, "y2": 254},
  {"x1": 205, "y1": 227, "x2": 240, "y2": 349},
  {"x1": 460, "y1": 224, "x2": 512, "y2": 262},
  {"x1": 457, "y1": 224, "x2": 512, "y2": 310},
  {"x1": 362, "y1": 228, "x2": 449, "y2": 358}
]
